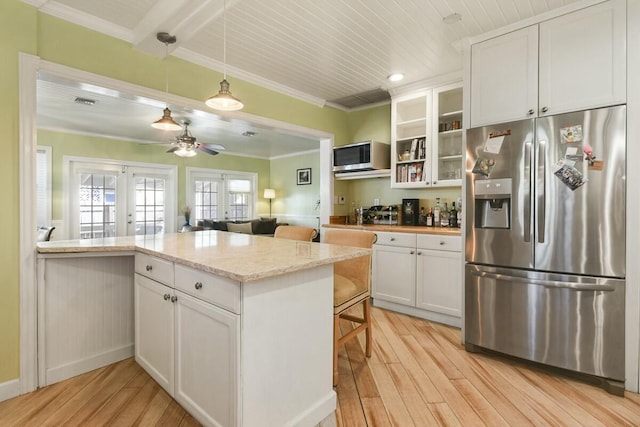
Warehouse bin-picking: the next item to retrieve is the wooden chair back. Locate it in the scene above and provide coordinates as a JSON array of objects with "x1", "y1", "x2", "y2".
[{"x1": 273, "y1": 225, "x2": 317, "y2": 242}]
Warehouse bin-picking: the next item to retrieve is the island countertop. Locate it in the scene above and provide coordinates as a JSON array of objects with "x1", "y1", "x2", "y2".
[{"x1": 37, "y1": 230, "x2": 370, "y2": 282}]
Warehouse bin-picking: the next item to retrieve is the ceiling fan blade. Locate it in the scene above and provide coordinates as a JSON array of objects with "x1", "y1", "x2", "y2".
[
  {"x1": 166, "y1": 146, "x2": 179, "y2": 153},
  {"x1": 198, "y1": 146, "x2": 219, "y2": 156},
  {"x1": 202, "y1": 143, "x2": 225, "y2": 151}
]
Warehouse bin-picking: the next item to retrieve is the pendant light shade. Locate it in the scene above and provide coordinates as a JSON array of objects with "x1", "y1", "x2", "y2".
[
  {"x1": 151, "y1": 107, "x2": 182, "y2": 130},
  {"x1": 205, "y1": 0, "x2": 243, "y2": 111},
  {"x1": 205, "y1": 79, "x2": 244, "y2": 111},
  {"x1": 152, "y1": 32, "x2": 182, "y2": 131}
]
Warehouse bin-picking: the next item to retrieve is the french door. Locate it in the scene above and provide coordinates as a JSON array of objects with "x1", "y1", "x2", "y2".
[{"x1": 67, "y1": 160, "x2": 176, "y2": 239}]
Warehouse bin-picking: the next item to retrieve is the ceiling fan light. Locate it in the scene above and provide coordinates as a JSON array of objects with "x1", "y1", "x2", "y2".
[
  {"x1": 206, "y1": 79, "x2": 244, "y2": 111},
  {"x1": 151, "y1": 107, "x2": 183, "y2": 131},
  {"x1": 174, "y1": 146, "x2": 197, "y2": 157}
]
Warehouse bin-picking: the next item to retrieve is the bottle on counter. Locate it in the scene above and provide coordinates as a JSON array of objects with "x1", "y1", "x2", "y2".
[
  {"x1": 426, "y1": 208, "x2": 434, "y2": 227},
  {"x1": 434, "y1": 198, "x2": 441, "y2": 226},
  {"x1": 457, "y1": 197, "x2": 463, "y2": 229},
  {"x1": 449, "y1": 202, "x2": 458, "y2": 228},
  {"x1": 419, "y1": 207, "x2": 427, "y2": 226},
  {"x1": 440, "y1": 202, "x2": 450, "y2": 227}
]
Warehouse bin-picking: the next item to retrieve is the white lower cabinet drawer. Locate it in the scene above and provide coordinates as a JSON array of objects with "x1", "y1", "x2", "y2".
[
  {"x1": 375, "y1": 231, "x2": 417, "y2": 248},
  {"x1": 174, "y1": 263, "x2": 241, "y2": 314},
  {"x1": 135, "y1": 253, "x2": 174, "y2": 286},
  {"x1": 417, "y1": 234, "x2": 461, "y2": 252}
]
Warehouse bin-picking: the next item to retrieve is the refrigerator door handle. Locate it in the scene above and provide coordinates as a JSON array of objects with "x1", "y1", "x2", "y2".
[
  {"x1": 470, "y1": 270, "x2": 616, "y2": 292},
  {"x1": 537, "y1": 140, "x2": 546, "y2": 243},
  {"x1": 523, "y1": 141, "x2": 532, "y2": 242}
]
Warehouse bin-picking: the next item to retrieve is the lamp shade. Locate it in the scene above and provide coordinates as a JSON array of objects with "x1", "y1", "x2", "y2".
[
  {"x1": 264, "y1": 188, "x2": 276, "y2": 199},
  {"x1": 151, "y1": 107, "x2": 182, "y2": 131},
  {"x1": 205, "y1": 79, "x2": 244, "y2": 111}
]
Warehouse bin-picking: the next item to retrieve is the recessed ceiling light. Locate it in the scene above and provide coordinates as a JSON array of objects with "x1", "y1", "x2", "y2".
[
  {"x1": 387, "y1": 73, "x2": 404, "y2": 82},
  {"x1": 443, "y1": 13, "x2": 462, "y2": 24}
]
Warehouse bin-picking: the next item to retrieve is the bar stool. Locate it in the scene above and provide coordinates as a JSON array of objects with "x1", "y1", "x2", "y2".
[{"x1": 273, "y1": 225, "x2": 317, "y2": 241}]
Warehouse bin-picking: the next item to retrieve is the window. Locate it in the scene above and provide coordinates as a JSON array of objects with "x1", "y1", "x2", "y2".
[
  {"x1": 227, "y1": 178, "x2": 252, "y2": 220},
  {"x1": 78, "y1": 172, "x2": 118, "y2": 239},
  {"x1": 134, "y1": 176, "x2": 165, "y2": 235},
  {"x1": 186, "y1": 168, "x2": 257, "y2": 223},
  {"x1": 66, "y1": 158, "x2": 176, "y2": 239}
]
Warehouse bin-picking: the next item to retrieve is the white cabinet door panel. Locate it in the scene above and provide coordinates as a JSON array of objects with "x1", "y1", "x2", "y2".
[
  {"x1": 372, "y1": 245, "x2": 416, "y2": 306},
  {"x1": 416, "y1": 249, "x2": 462, "y2": 317},
  {"x1": 134, "y1": 274, "x2": 174, "y2": 394},
  {"x1": 470, "y1": 26, "x2": 538, "y2": 127},
  {"x1": 539, "y1": 0, "x2": 626, "y2": 116},
  {"x1": 174, "y1": 291, "x2": 239, "y2": 427}
]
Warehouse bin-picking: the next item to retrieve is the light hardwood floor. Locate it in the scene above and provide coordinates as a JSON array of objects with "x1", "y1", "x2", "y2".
[{"x1": 1, "y1": 306, "x2": 639, "y2": 426}]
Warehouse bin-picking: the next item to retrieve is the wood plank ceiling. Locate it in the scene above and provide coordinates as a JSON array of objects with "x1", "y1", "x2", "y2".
[{"x1": 27, "y1": 0, "x2": 584, "y2": 109}]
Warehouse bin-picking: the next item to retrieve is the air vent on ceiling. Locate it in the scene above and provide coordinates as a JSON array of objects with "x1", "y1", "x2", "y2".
[
  {"x1": 74, "y1": 96, "x2": 96, "y2": 106},
  {"x1": 330, "y1": 88, "x2": 390, "y2": 109}
]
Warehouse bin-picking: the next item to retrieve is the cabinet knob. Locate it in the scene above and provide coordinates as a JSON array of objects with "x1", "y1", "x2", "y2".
[
  {"x1": 170, "y1": 295, "x2": 178, "y2": 303},
  {"x1": 541, "y1": 107, "x2": 548, "y2": 113},
  {"x1": 163, "y1": 293, "x2": 170, "y2": 301},
  {"x1": 390, "y1": 237, "x2": 395, "y2": 241},
  {"x1": 145, "y1": 265, "x2": 153, "y2": 272},
  {"x1": 439, "y1": 241, "x2": 445, "y2": 245},
  {"x1": 410, "y1": 250, "x2": 415, "y2": 255},
  {"x1": 528, "y1": 109, "x2": 535, "y2": 115},
  {"x1": 417, "y1": 251, "x2": 422, "y2": 255},
  {"x1": 195, "y1": 281, "x2": 203, "y2": 290}
]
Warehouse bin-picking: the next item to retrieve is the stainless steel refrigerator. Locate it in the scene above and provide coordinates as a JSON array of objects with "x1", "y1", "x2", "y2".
[{"x1": 465, "y1": 105, "x2": 626, "y2": 392}]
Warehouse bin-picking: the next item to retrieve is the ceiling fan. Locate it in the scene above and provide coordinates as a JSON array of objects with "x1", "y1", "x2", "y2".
[{"x1": 166, "y1": 120, "x2": 225, "y2": 157}]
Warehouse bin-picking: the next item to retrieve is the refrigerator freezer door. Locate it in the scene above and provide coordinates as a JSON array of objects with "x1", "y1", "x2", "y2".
[
  {"x1": 535, "y1": 105, "x2": 626, "y2": 278},
  {"x1": 465, "y1": 264, "x2": 625, "y2": 381},
  {"x1": 466, "y1": 119, "x2": 535, "y2": 269}
]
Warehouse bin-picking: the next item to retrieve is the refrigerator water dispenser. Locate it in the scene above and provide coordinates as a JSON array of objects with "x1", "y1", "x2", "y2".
[{"x1": 474, "y1": 178, "x2": 512, "y2": 229}]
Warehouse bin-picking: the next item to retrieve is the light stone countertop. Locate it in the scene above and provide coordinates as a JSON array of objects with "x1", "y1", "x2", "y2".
[
  {"x1": 37, "y1": 231, "x2": 370, "y2": 283},
  {"x1": 322, "y1": 223, "x2": 462, "y2": 236}
]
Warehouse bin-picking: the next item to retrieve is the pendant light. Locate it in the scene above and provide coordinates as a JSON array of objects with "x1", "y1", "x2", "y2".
[
  {"x1": 151, "y1": 32, "x2": 182, "y2": 131},
  {"x1": 205, "y1": 0, "x2": 244, "y2": 111}
]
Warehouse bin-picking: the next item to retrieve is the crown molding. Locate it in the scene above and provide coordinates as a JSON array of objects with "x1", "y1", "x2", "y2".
[{"x1": 26, "y1": 0, "x2": 134, "y2": 42}]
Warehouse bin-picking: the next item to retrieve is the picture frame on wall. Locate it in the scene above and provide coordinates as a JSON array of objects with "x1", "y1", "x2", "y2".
[{"x1": 297, "y1": 168, "x2": 312, "y2": 185}]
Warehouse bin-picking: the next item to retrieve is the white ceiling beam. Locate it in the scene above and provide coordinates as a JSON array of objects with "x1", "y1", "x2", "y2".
[{"x1": 133, "y1": 0, "x2": 242, "y2": 58}]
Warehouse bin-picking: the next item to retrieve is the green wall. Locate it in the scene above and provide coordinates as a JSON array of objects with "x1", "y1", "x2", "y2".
[{"x1": 270, "y1": 152, "x2": 321, "y2": 219}]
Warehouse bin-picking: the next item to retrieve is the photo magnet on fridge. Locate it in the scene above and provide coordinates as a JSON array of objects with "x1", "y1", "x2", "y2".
[
  {"x1": 472, "y1": 157, "x2": 496, "y2": 177},
  {"x1": 560, "y1": 125, "x2": 583, "y2": 143},
  {"x1": 553, "y1": 159, "x2": 587, "y2": 191}
]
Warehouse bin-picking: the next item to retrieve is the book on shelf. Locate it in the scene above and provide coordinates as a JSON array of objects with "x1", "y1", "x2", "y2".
[
  {"x1": 410, "y1": 138, "x2": 418, "y2": 160},
  {"x1": 418, "y1": 138, "x2": 425, "y2": 159}
]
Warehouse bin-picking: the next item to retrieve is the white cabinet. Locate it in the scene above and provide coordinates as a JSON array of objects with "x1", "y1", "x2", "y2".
[
  {"x1": 432, "y1": 83, "x2": 464, "y2": 186},
  {"x1": 175, "y1": 291, "x2": 239, "y2": 427},
  {"x1": 416, "y1": 235, "x2": 462, "y2": 318},
  {"x1": 372, "y1": 235, "x2": 416, "y2": 305},
  {"x1": 470, "y1": 0, "x2": 625, "y2": 127},
  {"x1": 372, "y1": 231, "x2": 462, "y2": 327},
  {"x1": 392, "y1": 82, "x2": 463, "y2": 188},
  {"x1": 135, "y1": 274, "x2": 174, "y2": 393},
  {"x1": 134, "y1": 255, "x2": 240, "y2": 427}
]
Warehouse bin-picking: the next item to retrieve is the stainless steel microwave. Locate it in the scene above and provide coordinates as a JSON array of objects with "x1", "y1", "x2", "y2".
[{"x1": 332, "y1": 140, "x2": 390, "y2": 172}]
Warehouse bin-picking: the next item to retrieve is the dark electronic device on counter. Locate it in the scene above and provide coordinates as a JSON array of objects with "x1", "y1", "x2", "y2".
[{"x1": 401, "y1": 199, "x2": 419, "y2": 226}]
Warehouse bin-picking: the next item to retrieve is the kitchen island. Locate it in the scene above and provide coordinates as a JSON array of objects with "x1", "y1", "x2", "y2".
[{"x1": 37, "y1": 231, "x2": 370, "y2": 427}]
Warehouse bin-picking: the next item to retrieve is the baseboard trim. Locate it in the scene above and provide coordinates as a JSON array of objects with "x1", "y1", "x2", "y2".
[
  {"x1": 372, "y1": 299, "x2": 462, "y2": 328},
  {"x1": 44, "y1": 344, "x2": 134, "y2": 386},
  {"x1": 286, "y1": 390, "x2": 336, "y2": 427},
  {"x1": 0, "y1": 378, "x2": 21, "y2": 403}
]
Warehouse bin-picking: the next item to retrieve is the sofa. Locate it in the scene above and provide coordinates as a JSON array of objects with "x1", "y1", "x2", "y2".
[{"x1": 197, "y1": 217, "x2": 281, "y2": 236}]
